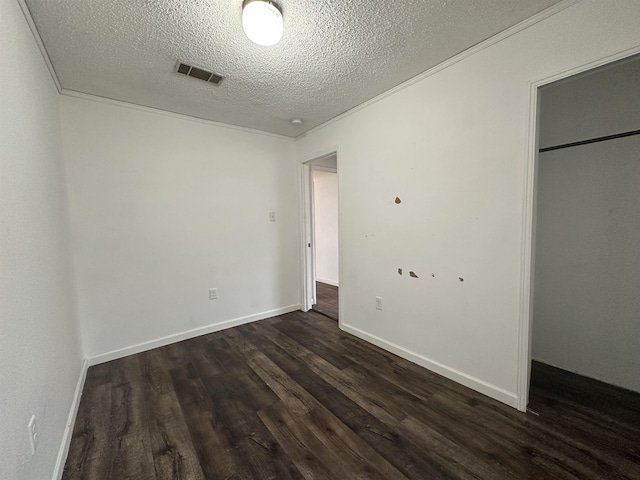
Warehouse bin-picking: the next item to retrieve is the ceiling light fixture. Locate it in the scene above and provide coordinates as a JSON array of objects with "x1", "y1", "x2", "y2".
[{"x1": 242, "y1": 0, "x2": 283, "y2": 46}]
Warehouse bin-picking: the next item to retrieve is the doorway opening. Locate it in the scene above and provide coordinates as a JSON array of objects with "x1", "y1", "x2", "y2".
[
  {"x1": 300, "y1": 151, "x2": 340, "y2": 322},
  {"x1": 522, "y1": 53, "x2": 640, "y2": 416}
]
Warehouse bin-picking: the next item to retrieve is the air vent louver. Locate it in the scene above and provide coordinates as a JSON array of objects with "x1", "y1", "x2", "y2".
[{"x1": 176, "y1": 62, "x2": 224, "y2": 85}]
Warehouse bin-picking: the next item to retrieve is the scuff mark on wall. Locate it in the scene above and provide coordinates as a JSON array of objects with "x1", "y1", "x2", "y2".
[
  {"x1": 432, "y1": 273, "x2": 435, "y2": 277},
  {"x1": 459, "y1": 277, "x2": 464, "y2": 282},
  {"x1": 395, "y1": 197, "x2": 401, "y2": 204},
  {"x1": 410, "y1": 271, "x2": 419, "y2": 278},
  {"x1": 398, "y1": 268, "x2": 403, "y2": 275}
]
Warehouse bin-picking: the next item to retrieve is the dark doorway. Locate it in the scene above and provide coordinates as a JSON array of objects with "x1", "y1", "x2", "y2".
[{"x1": 312, "y1": 281, "x2": 338, "y2": 321}]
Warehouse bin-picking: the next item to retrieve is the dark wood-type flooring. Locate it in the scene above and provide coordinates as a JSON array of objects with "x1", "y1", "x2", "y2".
[
  {"x1": 311, "y1": 281, "x2": 338, "y2": 321},
  {"x1": 63, "y1": 311, "x2": 640, "y2": 479}
]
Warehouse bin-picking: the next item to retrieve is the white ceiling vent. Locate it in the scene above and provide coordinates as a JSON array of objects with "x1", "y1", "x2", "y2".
[{"x1": 176, "y1": 61, "x2": 224, "y2": 85}]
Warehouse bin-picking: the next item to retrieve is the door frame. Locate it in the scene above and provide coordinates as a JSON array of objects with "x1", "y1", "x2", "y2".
[
  {"x1": 516, "y1": 46, "x2": 640, "y2": 412},
  {"x1": 298, "y1": 147, "x2": 342, "y2": 322}
]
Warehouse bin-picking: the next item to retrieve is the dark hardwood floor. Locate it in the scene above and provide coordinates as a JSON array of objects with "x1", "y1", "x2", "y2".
[
  {"x1": 311, "y1": 281, "x2": 338, "y2": 321},
  {"x1": 63, "y1": 311, "x2": 640, "y2": 479}
]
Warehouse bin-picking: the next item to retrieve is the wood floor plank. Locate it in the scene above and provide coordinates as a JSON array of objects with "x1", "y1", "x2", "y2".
[
  {"x1": 170, "y1": 362, "x2": 248, "y2": 480},
  {"x1": 62, "y1": 382, "x2": 113, "y2": 480},
  {"x1": 261, "y1": 400, "x2": 396, "y2": 480},
  {"x1": 270, "y1": 319, "x2": 353, "y2": 370},
  {"x1": 248, "y1": 352, "x2": 317, "y2": 416},
  {"x1": 303, "y1": 406, "x2": 408, "y2": 480},
  {"x1": 138, "y1": 348, "x2": 175, "y2": 396},
  {"x1": 227, "y1": 324, "x2": 412, "y2": 479},
  {"x1": 138, "y1": 351, "x2": 206, "y2": 480},
  {"x1": 193, "y1": 355, "x2": 304, "y2": 480},
  {"x1": 147, "y1": 391, "x2": 206, "y2": 480},
  {"x1": 267, "y1": 403, "x2": 402, "y2": 480},
  {"x1": 226, "y1": 325, "x2": 410, "y2": 479},
  {"x1": 237, "y1": 324, "x2": 458, "y2": 480},
  {"x1": 311, "y1": 282, "x2": 339, "y2": 321},
  {"x1": 396, "y1": 414, "x2": 506, "y2": 480},
  {"x1": 257, "y1": 402, "x2": 335, "y2": 480},
  {"x1": 107, "y1": 356, "x2": 156, "y2": 479},
  {"x1": 294, "y1": 311, "x2": 480, "y2": 401},
  {"x1": 202, "y1": 336, "x2": 280, "y2": 412},
  {"x1": 63, "y1": 291, "x2": 640, "y2": 480},
  {"x1": 425, "y1": 391, "x2": 580, "y2": 479},
  {"x1": 253, "y1": 321, "x2": 407, "y2": 425},
  {"x1": 83, "y1": 362, "x2": 112, "y2": 390},
  {"x1": 531, "y1": 361, "x2": 640, "y2": 427}
]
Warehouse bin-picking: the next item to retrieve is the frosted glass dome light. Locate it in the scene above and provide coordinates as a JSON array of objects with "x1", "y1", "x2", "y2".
[{"x1": 242, "y1": 0, "x2": 283, "y2": 46}]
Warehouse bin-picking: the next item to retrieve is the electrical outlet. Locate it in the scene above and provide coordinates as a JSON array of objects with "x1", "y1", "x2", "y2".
[
  {"x1": 375, "y1": 296, "x2": 383, "y2": 310},
  {"x1": 209, "y1": 288, "x2": 217, "y2": 300},
  {"x1": 269, "y1": 211, "x2": 276, "y2": 222},
  {"x1": 27, "y1": 415, "x2": 38, "y2": 455}
]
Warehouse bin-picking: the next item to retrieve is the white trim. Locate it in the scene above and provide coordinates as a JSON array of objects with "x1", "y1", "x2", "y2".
[
  {"x1": 298, "y1": 146, "x2": 342, "y2": 314},
  {"x1": 60, "y1": 89, "x2": 293, "y2": 141},
  {"x1": 299, "y1": 163, "x2": 316, "y2": 310},
  {"x1": 336, "y1": 148, "x2": 344, "y2": 327},
  {"x1": 16, "y1": 0, "x2": 581, "y2": 142},
  {"x1": 516, "y1": 44, "x2": 640, "y2": 412},
  {"x1": 517, "y1": 79, "x2": 540, "y2": 412},
  {"x1": 297, "y1": 162, "x2": 312, "y2": 311},
  {"x1": 295, "y1": 0, "x2": 581, "y2": 141},
  {"x1": 311, "y1": 165, "x2": 337, "y2": 174},
  {"x1": 17, "y1": 0, "x2": 62, "y2": 92},
  {"x1": 51, "y1": 358, "x2": 88, "y2": 480},
  {"x1": 316, "y1": 278, "x2": 339, "y2": 287},
  {"x1": 342, "y1": 323, "x2": 519, "y2": 408},
  {"x1": 309, "y1": 167, "x2": 318, "y2": 307},
  {"x1": 86, "y1": 304, "x2": 300, "y2": 366},
  {"x1": 299, "y1": 146, "x2": 342, "y2": 166}
]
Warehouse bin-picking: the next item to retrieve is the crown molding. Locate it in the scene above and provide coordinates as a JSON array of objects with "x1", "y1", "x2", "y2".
[
  {"x1": 295, "y1": 0, "x2": 582, "y2": 140},
  {"x1": 17, "y1": 0, "x2": 62, "y2": 93},
  {"x1": 60, "y1": 89, "x2": 295, "y2": 141},
  {"x1": 18, "y1": 0, "x2": 582, "y2": 141}
]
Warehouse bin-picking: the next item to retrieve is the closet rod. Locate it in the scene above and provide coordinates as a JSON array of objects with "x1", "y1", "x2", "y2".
[{"x1": 539, "y1": 128, "x2": 640, "y2": 153}]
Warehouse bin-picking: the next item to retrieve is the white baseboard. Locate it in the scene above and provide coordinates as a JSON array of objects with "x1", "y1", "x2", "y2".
[
  {"x1": 52, "y1": 305, "x2": 299, "y2": 478},
  {"x1": 316, "y1": 278, "x2": 339, "y2": 287},
  {"x1": 87, "y1": 304, "x2": 301, "y2": 366},
  {"x1": 341, "y1": 323, "x2": 519, "y2": 409},
  {"x1": 52, "y1": 358, "x2": 89, "y2": 480}
]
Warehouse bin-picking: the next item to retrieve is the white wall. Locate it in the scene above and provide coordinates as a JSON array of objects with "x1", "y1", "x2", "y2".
[
  {"x1": 0, "y1": 2, "x2": 83, "y2": 479},
  {"x1": 313, "y1": 170, "x2": 339, "y2": 286},
  {"x1": 533, "y1": 58, "x2": 640, "y2": 392},
  {"x1": 294, "y1": 0, "x2": 640, "y2": 407},
  {"x1": 60, "y1": 96, "x2": 299, "y2": 359}
]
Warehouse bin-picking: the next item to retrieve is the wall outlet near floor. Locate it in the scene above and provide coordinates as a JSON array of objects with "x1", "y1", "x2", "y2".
[
  {"x1": 27, "y1": 415, "x2": 38, "y2": 455},
  {"x1": 375, "y1": 296, "x2": 383, "y2": 310},
  {"x1": 209, "y1": 288, "x2": 218, "y2": 300}
]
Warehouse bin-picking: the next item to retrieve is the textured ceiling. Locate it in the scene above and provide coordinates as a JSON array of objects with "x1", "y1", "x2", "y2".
[{"x1": 25, "y1": 0, "x2": 562, "y2": 137}]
